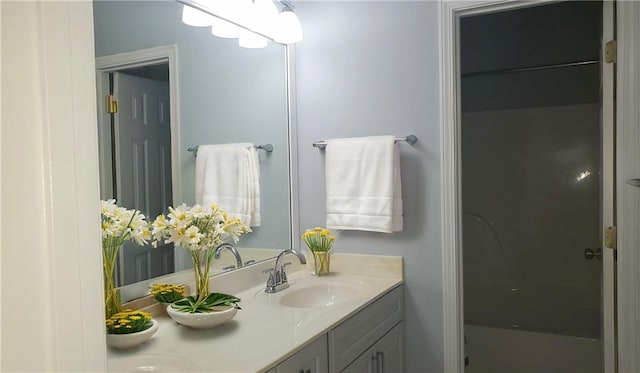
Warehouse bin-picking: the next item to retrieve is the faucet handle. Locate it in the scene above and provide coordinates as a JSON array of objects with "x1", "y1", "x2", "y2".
[
  {"x1": 281, "y1": 262, "x2": 292, "y2": 282},
  {"x1": 263, "y1": 268, "x2": 276, "y2": 286}
]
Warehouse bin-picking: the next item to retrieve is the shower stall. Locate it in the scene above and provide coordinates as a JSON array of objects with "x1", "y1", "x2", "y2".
[{"x1": 460, "y1": 2, "x2": 605, "y2": 372}]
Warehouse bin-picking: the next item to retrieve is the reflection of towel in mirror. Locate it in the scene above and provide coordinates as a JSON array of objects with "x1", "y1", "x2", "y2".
[
  {"x1": 325, "y1": 136, "x2": 403, "y2": 233},
  {"x1": 195, "y1": 143, "x2": 261, "y2": 227}
]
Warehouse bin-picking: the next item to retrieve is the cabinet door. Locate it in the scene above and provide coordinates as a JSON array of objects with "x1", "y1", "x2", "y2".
[
  {"x1": 276, "y1": 335, "x2": 328, "y2": 373},
  {"x1": 374, "y1": 321, "x2": 404, "y2": 373},
  {"x1": 341, "y1": 348, "x2": 375, "y2": 373},
  {"x1": 341, "y1": 321, "x2": 404, "y2": 373},
  {"x1": 329, "y1": 286, "x2": 404, "y2": 372}
]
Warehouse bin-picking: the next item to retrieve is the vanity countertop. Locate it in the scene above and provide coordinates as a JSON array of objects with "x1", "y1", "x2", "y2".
[{"x1": 107, "y1": 254, "x2": 403, "y2": 373}]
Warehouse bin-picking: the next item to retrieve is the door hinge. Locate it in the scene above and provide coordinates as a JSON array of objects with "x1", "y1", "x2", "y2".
[
  {"x1": 106, "y1": 95, "x2": 118, "y2": 114},
  {"x1": 605, "y1": 40, "x2": 617, "y2": 64},
  {"x1": 605, "y1": 226, "x2": 617, "y2": 250}
]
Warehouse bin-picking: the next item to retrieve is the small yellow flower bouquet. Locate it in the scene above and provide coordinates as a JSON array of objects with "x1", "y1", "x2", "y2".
[
  {"x1": 302, "y1": 227, "x2": 335, "y2": 276},
  {"x1": 150, "y1": 283, "x2": 186, "y2": 304},
  {"x1": 105, "y1": 309, "x2": 153, "y2": 335}
]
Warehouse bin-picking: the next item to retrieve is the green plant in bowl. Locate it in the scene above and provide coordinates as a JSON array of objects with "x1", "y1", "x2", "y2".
[{"x1": 171, "y1": 292, "x2": 241, "y2": 313}]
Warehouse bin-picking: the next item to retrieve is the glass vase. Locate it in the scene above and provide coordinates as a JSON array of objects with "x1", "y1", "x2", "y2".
[
  {"x1": 103, "y1": 242, "x2": 123, "y2": 318},
  {"x1": 190, "y1": 247, "x2": 215, "y2": 302},
  {"x1": 312, "y1": 250, "x2": 331, "y2": 276},
  {"x1": 104, "y1": 285, "x2": 121, "y2": 319}
]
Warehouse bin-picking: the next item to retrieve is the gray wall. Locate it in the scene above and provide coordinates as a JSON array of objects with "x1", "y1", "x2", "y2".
[
  {"x1": 294, "y1": 2, "x2": 443, "y2": 371},
  {"x1": 93, "y1": 1, "x2": 291, "y2": 253}
]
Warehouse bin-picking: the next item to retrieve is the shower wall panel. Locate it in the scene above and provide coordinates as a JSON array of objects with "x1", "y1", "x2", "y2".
[{"x1": 462, "y1": 104, "x2": 601, "y2": 338}]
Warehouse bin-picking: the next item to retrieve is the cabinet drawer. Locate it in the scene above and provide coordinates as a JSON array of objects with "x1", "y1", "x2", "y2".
[
  {"x1": 328, "y1": 285, "x2": 404, "y2": 373},
  {"x1": 342, "y1": 321, "x2": 405, "y2": 373},
  {"x1": 275, "y1": 334, "x2": 328, "y2": 373}
]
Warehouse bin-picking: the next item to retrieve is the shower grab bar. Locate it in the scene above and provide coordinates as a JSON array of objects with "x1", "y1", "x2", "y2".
[{"x1": 463, "y1": 212, "x2": 520, "y2": 286}]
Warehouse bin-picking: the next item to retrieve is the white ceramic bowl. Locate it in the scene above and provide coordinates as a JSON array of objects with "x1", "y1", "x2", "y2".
[
  {"x1": 106, "y1": 319, "x2": 159, "y2": 349},
  {"x1": 166, "y1": 305, "x2": 237, "y2": 329}
]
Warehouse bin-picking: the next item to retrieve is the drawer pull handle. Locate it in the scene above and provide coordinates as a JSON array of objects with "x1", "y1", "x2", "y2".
[{"x1": 377, "y1": 351, "x2": 384, "y2": 373}]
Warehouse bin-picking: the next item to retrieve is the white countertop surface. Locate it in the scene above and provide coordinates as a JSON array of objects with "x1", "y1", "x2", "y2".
[{"x1": 107, "y1": 254, "x2": 403, "y2": 373}]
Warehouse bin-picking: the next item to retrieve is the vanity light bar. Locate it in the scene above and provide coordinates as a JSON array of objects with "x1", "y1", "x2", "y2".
[
  {"x1": 312, "y1": 135, "x2": 418, "y2": 149},
  {"x1": 188, "y1": 144, "x2": 274, "y2": 155}
]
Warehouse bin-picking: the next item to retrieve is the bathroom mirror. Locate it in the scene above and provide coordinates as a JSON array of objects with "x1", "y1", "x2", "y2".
[{"x1": 93, "y1": 0, "x2": 293, "y2": 302}]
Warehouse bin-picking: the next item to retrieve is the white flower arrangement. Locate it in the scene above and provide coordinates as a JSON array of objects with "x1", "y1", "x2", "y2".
[
  {"x1": 151, "y1": 203, "x2": 250, "y2": 251},
  {"x1": 101, "y1": 199, "x2": 151, "y2": 247},
  {"x1": 151, "y1": 203, "x2": 251, "y2": 302},
  {"x1": 100, "y1": 199, "x2": 151, "y2": 318}
]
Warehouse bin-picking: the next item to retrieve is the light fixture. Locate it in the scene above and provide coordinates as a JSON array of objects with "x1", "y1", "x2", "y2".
[
  {"x1": 238, "y1": 31, "x2": 268, "y2": 48},
  {"x1": 211, "y1": 17, "x2": 245, "y2": 38},
  {"x1": 209, "y1": 0, "x2": 250, "y2": 38},
  {"x1": 180, "y1": 0, "x2": 303, "y2": 46},
  {"x1": 274, "y1": 4, "x2": 303, "y2": 44},
  {"x1": 181, "y1": 5, "x2": 215, "y2": 27}
]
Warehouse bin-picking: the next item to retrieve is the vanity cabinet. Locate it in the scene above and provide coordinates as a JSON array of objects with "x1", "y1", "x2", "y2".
[
  {"x1": 340, "y1": 321, "x2": 405, "y2": 373},
  {"x1": 267, "y1": 285, "x2": 404, "y2": 373},
  {"x1": 329, "y1": 285, "x2": 404, "y2": 372},
  {"x1": 272, "y1": 335, "x2": 328, "y2": 373}
]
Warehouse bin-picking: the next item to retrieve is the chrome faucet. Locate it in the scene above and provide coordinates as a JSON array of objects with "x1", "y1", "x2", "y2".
[
  {"x1": 214, "y1": 243, "x2": 243, "y2": 269},
  {"x1": 264, "y1": 249, "x2": 307, "y2": 293}
]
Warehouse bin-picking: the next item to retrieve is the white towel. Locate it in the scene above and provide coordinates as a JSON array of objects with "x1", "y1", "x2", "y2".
[
  {"x1": 195, "y1": 143, "x2": 261, "y2": 227},
  {"x1": 325, "y1": 136, "x2": 403, "y2": 233}
]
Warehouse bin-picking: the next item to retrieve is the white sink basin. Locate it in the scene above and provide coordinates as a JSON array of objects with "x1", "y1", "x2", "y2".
[{"x1": 279, "y1": 283, "x2": 361, "y2": 308}]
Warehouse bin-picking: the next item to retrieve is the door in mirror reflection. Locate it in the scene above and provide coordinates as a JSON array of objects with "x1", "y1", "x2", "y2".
[{"x1": 113, "y1": 69, "x2": 174, "y2": 286}]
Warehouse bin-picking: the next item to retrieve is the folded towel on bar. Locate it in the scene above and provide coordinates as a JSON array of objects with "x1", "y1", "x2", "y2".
[
  {"x1": 325, "y1": 136, "x2": 403, "y2": 233},
  {"x1": 195, "y1": 143, "x2": 261, "y2": 227}
]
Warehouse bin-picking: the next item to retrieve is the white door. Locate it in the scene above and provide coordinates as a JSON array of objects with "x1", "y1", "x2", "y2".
[{"x1": 114, "y1": 71, "x2": 174, "y2": 286}]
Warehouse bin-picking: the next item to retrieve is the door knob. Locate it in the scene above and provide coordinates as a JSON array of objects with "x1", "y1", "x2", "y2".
[{"x1": 584, "y1": 247, "x2": 602, "y2": 260}]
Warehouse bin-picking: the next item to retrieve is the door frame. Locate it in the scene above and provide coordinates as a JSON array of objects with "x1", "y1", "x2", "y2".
[
  {"x1": 95, "y1": 45, "x2": 183, "y2": 280},
  {"x1": 615, "y1": 2, "x2": 640, "y2": 372},
  {"x1": 95, "y1": 45, "x2": 181, "y2": 208},
  {"x1": 439, "y1": 1, "x2": 618, "y2": 372}
]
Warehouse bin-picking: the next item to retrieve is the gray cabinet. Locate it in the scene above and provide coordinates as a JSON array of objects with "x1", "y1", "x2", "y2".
[
  {"x1": 341, "y1": 321, "x2": 405, "y2": 373},
  {"x1": 329, "y1": 286, "x2": 404, "y2": 373},
  {"x1": 274, "y1": 335, "x2": 328, "y2": 373}
]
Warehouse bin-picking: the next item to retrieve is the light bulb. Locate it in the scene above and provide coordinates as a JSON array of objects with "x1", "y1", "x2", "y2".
[
  {"x1": 211, "y1": 17, "x2": 244, "y2": 38},
  {"x1": 274, "y1": 9, "x2": 303, "y2": 44},
  {"x1": 247, "y1": 0, "x2": 279, "y2": 35},
  {"x1": 239, "y1": 31, "x2": 268, "y2": 49},
  {"x1": 181, "y1": 5, "x2": 215, "y2": 27}
]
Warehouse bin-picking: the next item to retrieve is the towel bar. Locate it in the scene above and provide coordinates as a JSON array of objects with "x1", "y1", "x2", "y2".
[
  {"x1": 188, "y1": 144, "x2": 274, "y2": 155},
  {"x1": 312, "y1": 135, "x2": 417, "y2": 149}
]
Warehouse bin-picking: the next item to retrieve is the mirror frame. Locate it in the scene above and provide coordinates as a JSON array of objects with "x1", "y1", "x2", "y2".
[{"x1": 95, "y1": 40, "x2": 299, "y2": 302}]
